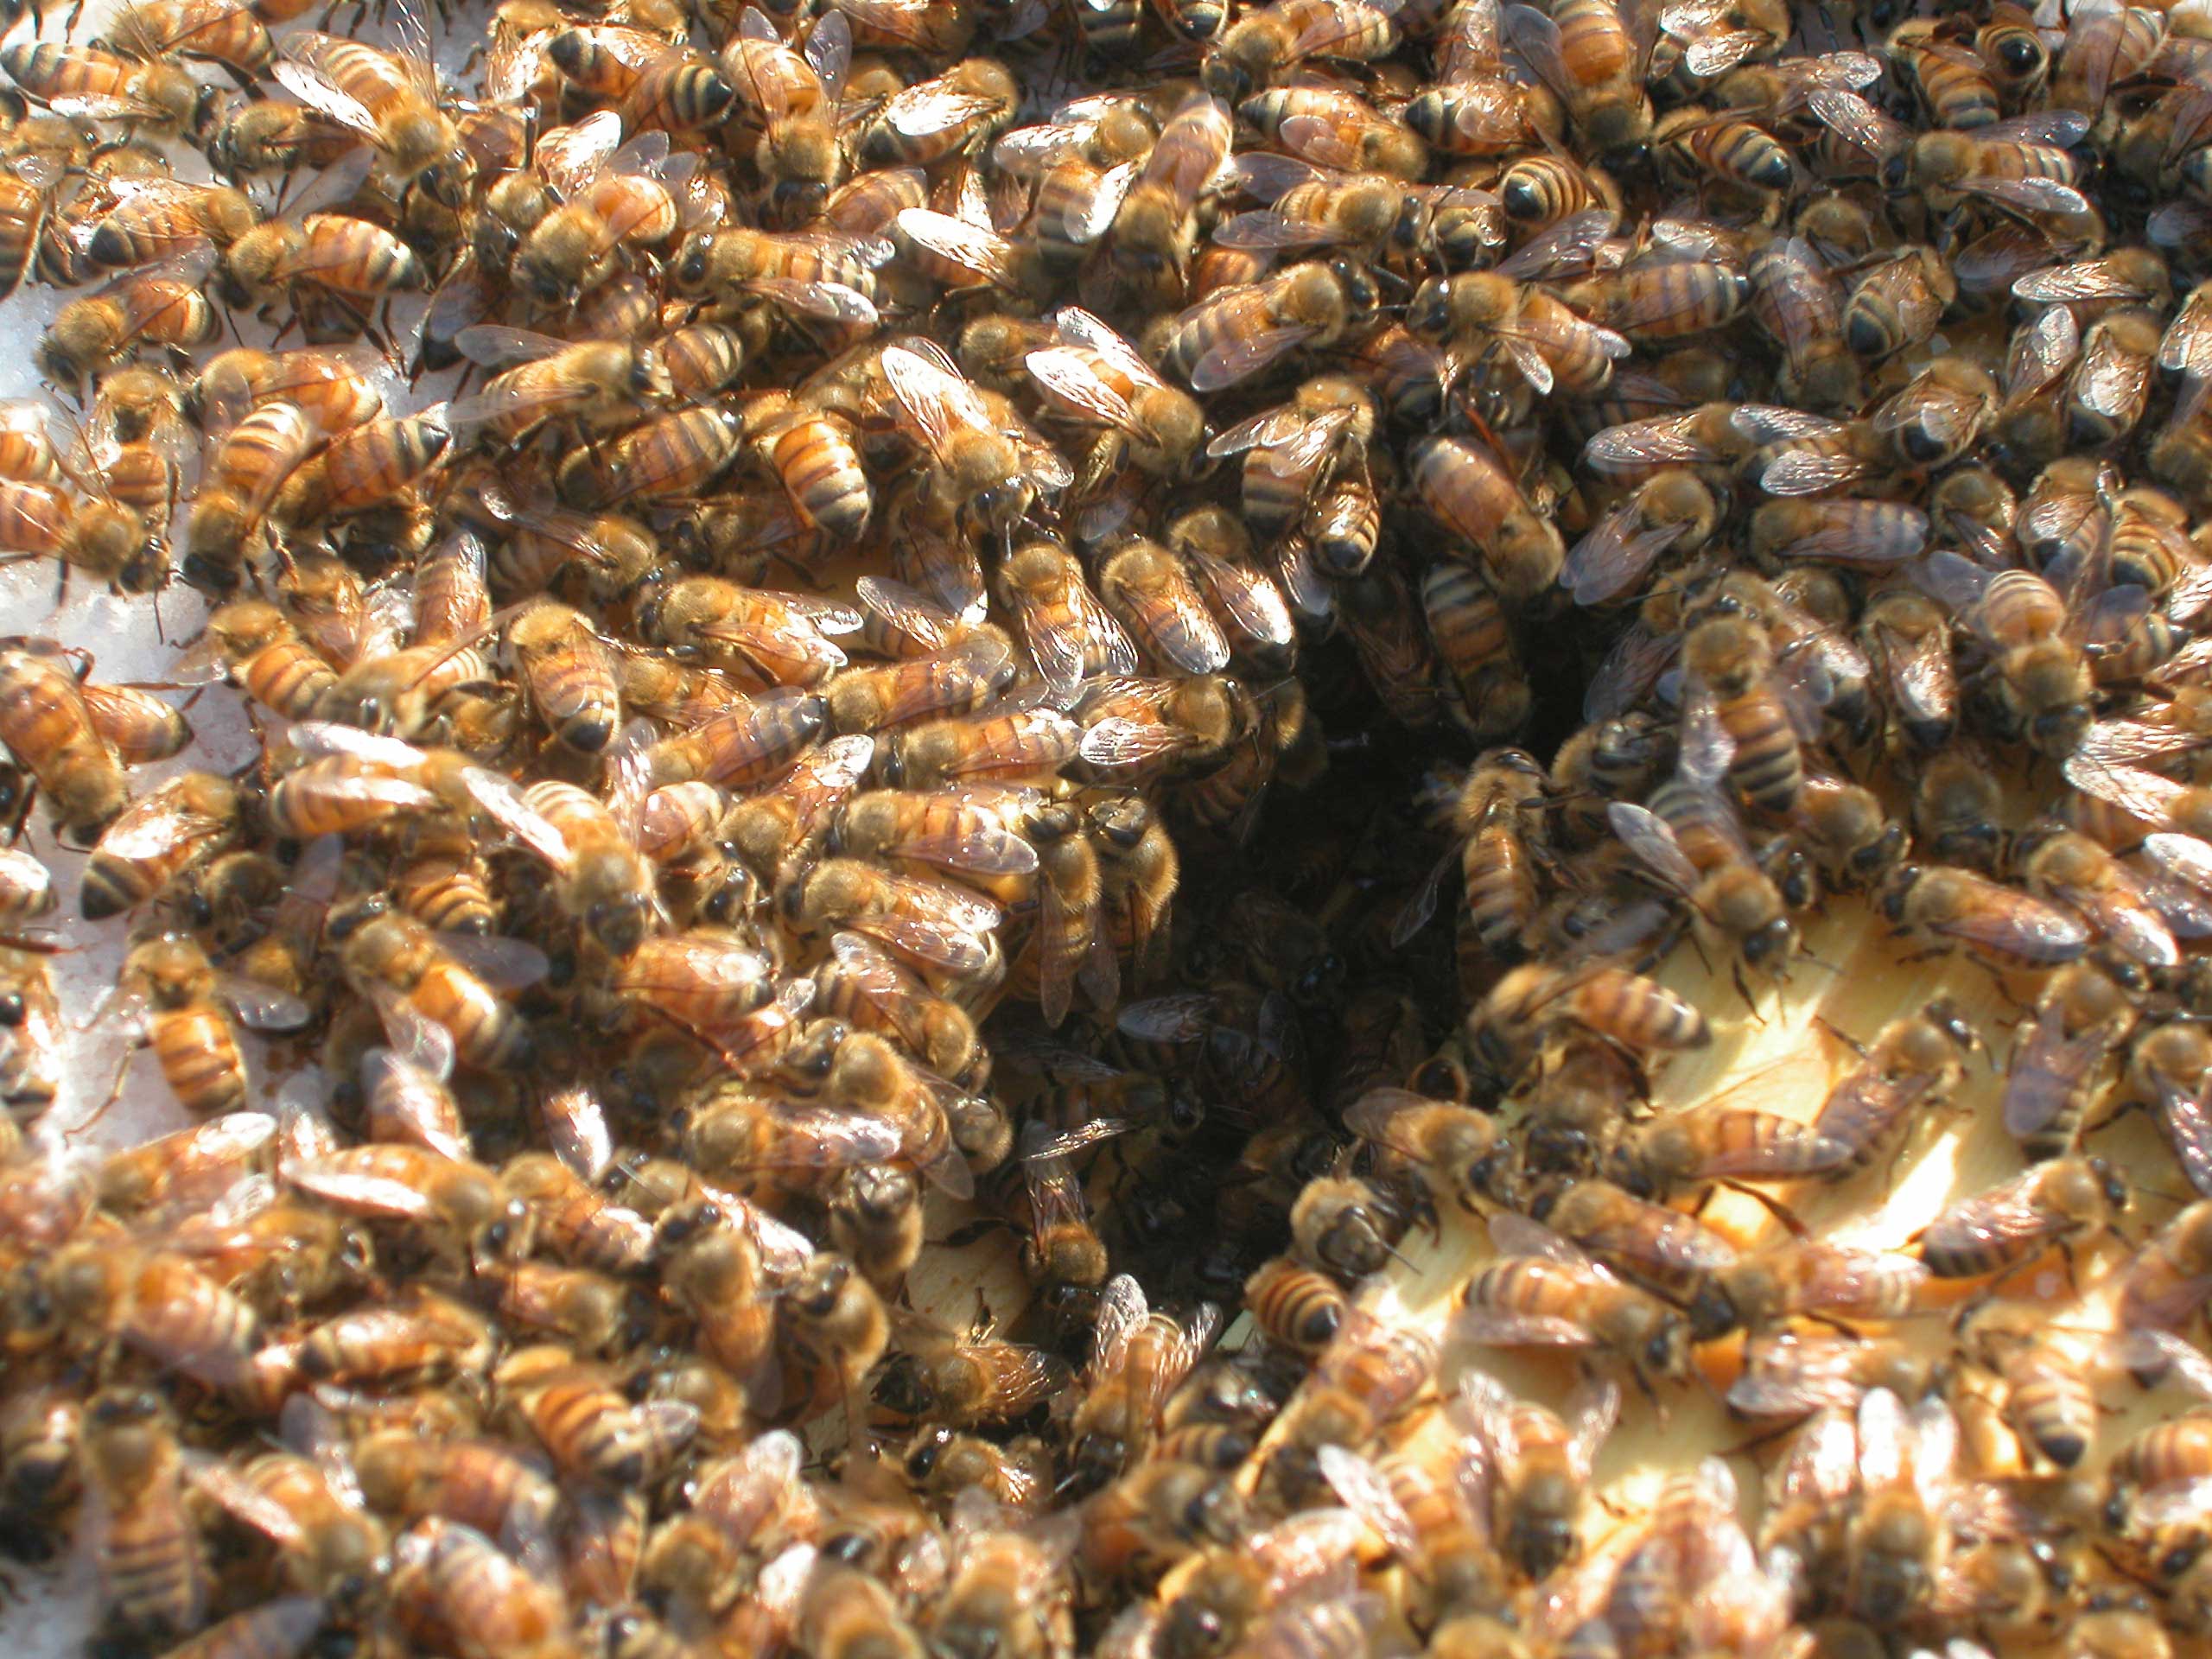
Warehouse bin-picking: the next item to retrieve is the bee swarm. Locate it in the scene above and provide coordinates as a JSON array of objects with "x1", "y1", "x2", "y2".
[{"x1": 7, "y1": 0, "x2": 2212, "y2": 1656}]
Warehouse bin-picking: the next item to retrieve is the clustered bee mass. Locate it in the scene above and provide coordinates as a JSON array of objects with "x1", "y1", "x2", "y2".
[{"x1": 10, "y1": 0, "x2": 2212, "y2": 1654}]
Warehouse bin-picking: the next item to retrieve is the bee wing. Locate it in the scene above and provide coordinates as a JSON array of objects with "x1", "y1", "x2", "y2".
[
  {"x1": 1564, "y1": 1376, "x2": 1623, "y2": 1474},
  {"x1": 1910, "y1": 545, "x2": 1995, "y2": 613},
  {"x1": 2072, "y1": 324, "x2": 2154, "y2": 421},
  {"x1": 288, "y1": 1149, "x2": 442, "y2": 1220},
  {"x1": 1021, "y1": 1117, "x2": 1131, "y2": 1164},
  {"x1": 2108, "y1": 1329, "x2": 2212, "y2": 1402},
  {"x1": 1728, "y1": 1332, "x2": 1859, "y2": 1416},
  {"x1": 1116, "y1": 991, "x2": 1215, "y2": 1049},
  {"x1": 1213, "y1": 206, "x2": 1344, "y2": 251},
  {"x1": 215, "y1": 972, "x2": 313, "y2": 1033},
  {"x1": 1026, "y1": 347, "x2": 1144, "y2": 436},
  {"x1": 2158, "y1": 1072, "x2": 2212, "y2": 1198},
  {"x1": 1315, "y1": 1445, "x2": 1422, "y2": 1562},
  {"x1": 2131, "y1": 852, "x2": 2212, "y2": 936},
  {"x1": 2013, "y1": 259, "x2": 2140, "y2": 305},
  {"x1": 188, "y1": 1460, "x2": 310, "y2": 1548},
  {"x1": 1871, "y1": 621, "x2": 1955, "y2": 736},
  {"x1": 753, "y1": 1105, "x2": 902, "y2": 1169},
  {"x1": 1079, "y1": 715, "x2": 1198, "y2": 771},
  {"x1": 883, "y1": 84, "x2": 995, "y2": 139},
  {"x1": 1673, "y1": 687, "x2": 1734, "y2": 788},
  {"x1": 1217, "y1": 406, "x2": 1349, "y2": 474},
  {"x1": 2061, "y1": 749, "x2": 2183, "y2": 818},
  {"x1": 1582, "y1": 410, "x2": 1718, "y2": 472},
  {"x1": 855, "y1": 575, "x2": 962, "y2": 649},
  {"x1": 1452, "y1": 1305, "x2": 1601, "y2": 1348},
  {"x1": 1606, "y1": 801, "x2": 1703, "y2": 897},
  {"x1": 1188, "y1": 321, "x2": 1319, "y2": 394},
  {"x1": 1563, "y1": 501, "x2": 1691, "y2": 606},
  {"x1": 1941, "y1": 888, "x2": 2089, "y2": 962},
  {"x1": 898, "y1": 810, "x2": 1041, "y2": 878},
  {"x1": 1805, "y1": 87, "x2": 1908, "y2": 159},
  {"x1": 860, "y1": 910, "x2": 992, "y2": 976},
  {"x1": 1489, "y1": 1209, "x2": 1602, "y2": 1269},
  {"x1": 1183, "y1": 541, "x2": 1295, "y2": 651},
  {"x1": 1497, "y1": 207, "x2": 1618, "y2": 282},
  {"x1": 1962, "y1": 171, "x2": 2092, "y2": 215},
  {"x1": 1227, "y1": 151, "x2": 1323, "y2": 206},
  {"x1": 2050, "y1": 866, "x2": 2178, "y2": 969},
  {"x1": 884, "y1": 344, "x2": 988, "y2": 461},
  {"x1": 435, "y1": 931, "x2": 551, "y2": 993},
  {"x1": 270, "y1": 48, "x2": 384, "y2": 139},
  {"x1": 740, "y1": 274, "x2": 880, "y2": 327},
  {"x1": 1089, "y1": 1270, "x2": 1149, "y2": 1377},
  {"x1": 1752, "y1": 446, "x2": 1871, "y2": 498},
  {"x1": 1048, "y1": 305, "x2": 1164, "y2": 392},
  {"x1": 353, "y1": 982, "x2": 456, "y2": 1081},
  {"x1": 2160, "y1": 288, "x2": 2212, "y2": 379}
]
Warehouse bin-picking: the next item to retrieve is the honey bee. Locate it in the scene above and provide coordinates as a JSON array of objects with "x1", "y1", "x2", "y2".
[
  {"x1": 1201, "y1": 0, "x2": 1402, "y2": 104},
  {"x1": 78, "y1": 1389, "x2": 205, "y2": 1647},
  {"x1": 879, "y1": 1314, "x2": 1067, "y2": 1428},
  {"x1": 390, "y1": 1518, "x2": 575, "y2": 1659},
  {"x1": 548, "y1": 28, "x2": 734, "y2": 137},
  {"x1": 1611, "y1": 775, "x2": 1795, "y2": 976},
  {"x1": 24, "y1": 1235, "x2": 264, "y2": 1390},
  {"x1": 799, "y1": 1560, "x2": 925, "y2": 1659},
  {"x1": 721, "y1": 8, "x2": 850, "y2": 221},
  {"x1": 273, "y1": 2, "x2": 473, "y2": 203},
  {"x1": 551, "y1": 403, "x2": 744, "y2": 509},
  {"x1": 329, "y1": 896, "x2": 541, "y2": 1076},
  {"x1": 1160, "y1": 257, "x2": 1381, "y2": 393},
  {"x1": 1688, "y1": 1239, "x2": 1927, "y2": 1341},
  {"x1": 79, "y1": 768, "x2": 239, "y2": 921},
  {"x1": 859, "y1": 55, "x2": 1016, "y2": 169},
  {"x1": 0, "y1": 640, "x2": 127, "y2": 842},
  {"x1": 447, "y1": 328, "x2": 671, "y2": 451},
  {"x1": 84, "y1": 177, "x2": 257, "y2": 275},
  {"x1": 0, "y1": 947, "x2": 61, "y2": 1115},
  {"x1": 1893, "y1": 111, "x2": 2094, "y2": 222},
  {"x1": 1343, "y1": 1086, "x2": 1507, "y2": 1215},
  {"x1": 1809, "y1": 999, "x2": 1980, "y2": 1180},
  {"x1": 514, "y1": 120, "x2": 690, "y2": 310},
  {"x1": 2000, "y1": 957, "x2": 2136, "y2": 1161},
  {"x1": 1561, "y1": 242, "x2": 1750, "y2": 346},
  {"x1": 1413, "y1": 227, "x2": 1632, "y2": 401},
  {"x1": 0, "y1": 471, "x2": 158, "y2": 594},
  {"x1": 1456, "y1": 1212, "x2": 1693, "y2": 1388},
  {"x1": 102, "y1": 925, "x2": 311, "y2": 1122},
  {"x1": 994, "y1": 101, "x2": 1154, "y2": 271},
  {"x1": 1071, "y1": 1273, "x2": 1221, "y2": 1488},
  {"x1": 1409, "y1": 435, "x2": 1564, "y2": 601},
  {"x1": 207, "y1": 97, "x2": 361, "y2": 177},
  {"x1": 774, "y1": 1020, "x2": 998, "y2": 1192},
  {"x1": 1243, "y1": 1252, "x2": 1349, "y2": 1353},
  {"x1": 0, "y1": 41, "x2": 209, "y2": 132},
  {"x1": 1083, "y1": 87, "x2": 1222, "y2": 286},
  {"x1": 629, "y1": 692, "x2": 830, "y2": 802},
  {"x1": 928, "y1": 1506, "x2": 1071, "y2": 1659},
  {"x1": 286, "y1": 1143, "x2": 530, "y2": 1285},
  {"x1": 1842, "y1": 245, "x2": 1955, "y2": 361},
  {"x1": 1465, "y1": 961, "x2": 1708, "y2": 1098},
  {"x1": 2113, "y1": 1198, "x2": 2212, "y2": 1338},
  {"x1": 1027, "y1": 307, "x2": 1205, "y2": 486},
  {"x1": 884, "y1": 346, "x2": 1073, "y2": 540},
  {"x1": 1857, "y1": 587, "x2": 1957, "y2": 752},
  {"x1": 826, "y1": 1162, "x2": 924, "y2": 1293},
  {"x1": 1878, "y1": 861, "x2": 2091, "y2": 969},
  {"x1": 269, "y1": 409, "x2": 453, "y2": 537},
  {"x1": 1536, "y1": 1175, "x2": 1739, "y2": 1304},
  {"x1": 1454, "y1": 1370, "x2": 1615, "y2": 1581},
  {"x1": 500, "y1": 601, "x2": 621, "y2": 757},
  {"x1": 1403, "y1": 0, "x2": 1559, "y2": 159},
  {"x1": 38, "y1": 245, "x2": 219, "y2": 394},
  {"x1": 736, "y1": 390, "x2": 870, "y2": 543}
]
